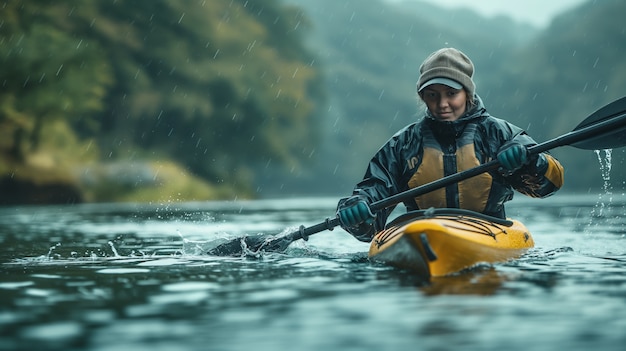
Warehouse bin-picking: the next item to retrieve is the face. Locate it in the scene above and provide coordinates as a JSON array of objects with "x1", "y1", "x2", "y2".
[{"x1": 420, "y1": 84, "x2": 468, "y2": 121}]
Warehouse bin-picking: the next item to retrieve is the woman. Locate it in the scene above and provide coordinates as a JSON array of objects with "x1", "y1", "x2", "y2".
[{"x1": 337, "y1": 48, "x2": 564, "y2": 242}]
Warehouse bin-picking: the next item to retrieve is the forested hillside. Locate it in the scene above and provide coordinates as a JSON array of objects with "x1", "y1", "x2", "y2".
[
  {"x1": 1, "y1": 0, "x2": 624, "y2": 204},
  {"x1": 0, "y1": 0, "x2": 324, "y2": 204}
]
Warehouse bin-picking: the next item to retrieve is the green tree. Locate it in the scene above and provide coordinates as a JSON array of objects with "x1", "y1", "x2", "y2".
[
  {"x1": 79, "y1": 0, "x2": 323, "y2": 187},
  {"x1": 1, "y1": 0, "x2": 325, "y2": 202},
  {"x1": 0, "y1": 1, "x2": 112, "y2": 160}
]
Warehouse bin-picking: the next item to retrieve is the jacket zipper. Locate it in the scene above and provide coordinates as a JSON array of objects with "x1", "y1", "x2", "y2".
[{"x1": 443, "y1": 144, "x2": 459, "y2": 207}]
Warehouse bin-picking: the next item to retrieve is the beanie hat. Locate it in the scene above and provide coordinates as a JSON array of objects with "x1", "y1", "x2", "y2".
[{"x1": 417, "y1": 48, "x2": 475, "y2": 98}]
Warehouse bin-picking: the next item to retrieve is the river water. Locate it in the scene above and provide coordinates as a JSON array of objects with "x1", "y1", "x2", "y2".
[{"x1": 0, "y1": 194, "x2": 625, "y2": 351}]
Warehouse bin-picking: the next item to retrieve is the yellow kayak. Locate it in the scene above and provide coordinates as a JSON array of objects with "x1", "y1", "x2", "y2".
[{"x1": 368, "y1": 209, "x2": 534, "y2": 277}]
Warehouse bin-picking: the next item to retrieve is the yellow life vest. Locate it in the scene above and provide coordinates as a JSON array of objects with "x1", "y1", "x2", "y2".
[{"x1": 407, "y1": 123, "x2": 493, "y2": 212}]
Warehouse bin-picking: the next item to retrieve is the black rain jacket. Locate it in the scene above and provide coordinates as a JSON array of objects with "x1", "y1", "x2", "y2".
[{"x1": 339, "y1": 95, "x2": 564, "y2": 242}]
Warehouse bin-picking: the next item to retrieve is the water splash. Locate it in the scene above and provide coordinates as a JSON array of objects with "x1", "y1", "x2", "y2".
[
  {"x1": 46, "y1": 243, "x2": 62, "y2": 260},
  {"x1": 596, "y1": 149, "x2": 613, "y2": 196},
  {"x1": 178, "y1": 230, "x2": 212, "y2": 255},
  {"x1": 587, "y1": 149, "x2": 618, "y2": 234},
  {"x1": 107, "y1": 241, "x2": 121, "y2": 257}
]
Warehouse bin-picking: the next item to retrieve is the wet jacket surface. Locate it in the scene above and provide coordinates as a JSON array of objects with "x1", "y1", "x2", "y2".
[{"x1": 340, "y1": 95, "x2": 564, "y2": 242}]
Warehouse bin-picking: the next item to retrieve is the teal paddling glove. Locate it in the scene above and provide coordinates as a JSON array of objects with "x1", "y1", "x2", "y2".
[
  {"x1": 497, "y1": 142, "x2": 530, "y2": 174},
  {"x1": 337, "y1": 195, "x2": 376, "y2": 229}
]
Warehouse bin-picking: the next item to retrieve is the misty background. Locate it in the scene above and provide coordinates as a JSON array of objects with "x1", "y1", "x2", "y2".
[{"x1": 1, "y1": 0, "x2": 625, "y2": 205}]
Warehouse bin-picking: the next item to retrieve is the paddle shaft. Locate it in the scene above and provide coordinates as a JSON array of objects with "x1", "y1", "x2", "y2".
[{"x1": 290, "y1": 104, "x2": 626, "y2": 242}]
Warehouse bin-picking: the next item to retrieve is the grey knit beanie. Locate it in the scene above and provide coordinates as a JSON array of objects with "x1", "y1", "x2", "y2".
[{"x1": 417, "y1": 48, "x2": 475, "y2": 98}]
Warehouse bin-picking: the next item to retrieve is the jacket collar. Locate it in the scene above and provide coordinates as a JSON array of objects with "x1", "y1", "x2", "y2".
[
  {"x1": 425, "y1": 94, "x2": 486, "y2": 124},
  {"x1": 424, "y1": 94, "x2": 487, "y2": 140}
]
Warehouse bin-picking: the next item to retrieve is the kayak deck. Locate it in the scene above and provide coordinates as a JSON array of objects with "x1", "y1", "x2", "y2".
[{"x1": 368, "y1": 209, "x2": 534, "y2": 277}]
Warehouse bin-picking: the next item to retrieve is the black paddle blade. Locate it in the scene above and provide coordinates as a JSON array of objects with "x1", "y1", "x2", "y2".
[
  {"x1": 571, "y1": 96, "x2": 626, "y2": 150},
  {"x1": 206, "y1": 234, "x2": 294, "y2": 256}
]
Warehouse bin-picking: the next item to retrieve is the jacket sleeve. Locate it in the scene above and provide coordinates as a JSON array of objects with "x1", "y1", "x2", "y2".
[
  {"x1": 505, "y1": 131, "x2": 564, "y2": 198},
  {"x1": 339, "y1": 127, "x2": 416, "y2": 242}
]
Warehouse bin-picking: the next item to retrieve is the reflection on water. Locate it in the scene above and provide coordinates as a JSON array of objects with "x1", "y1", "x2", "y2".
[
  {"x1": 421, "y1": 266, "x2": 509, "y2": 296},
  {"x1": 0, "y1": 195, "x2": 625, "y2": 351}
]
